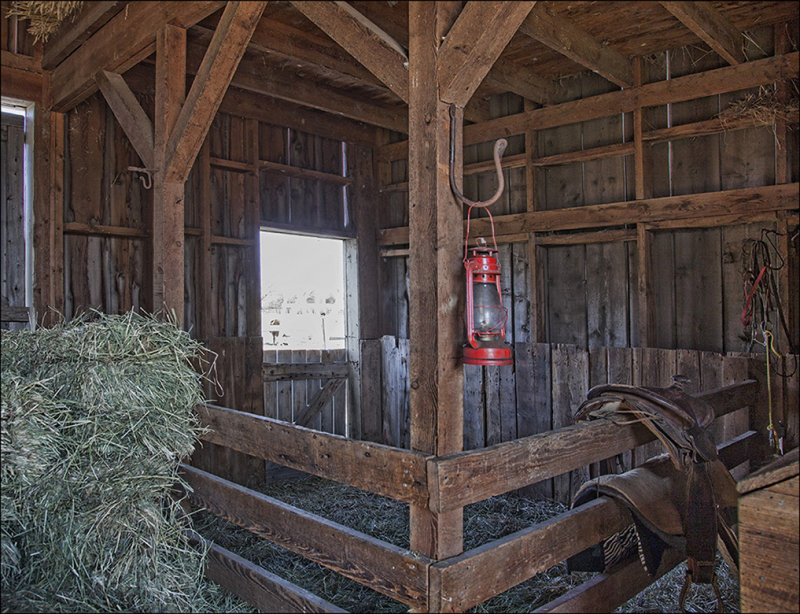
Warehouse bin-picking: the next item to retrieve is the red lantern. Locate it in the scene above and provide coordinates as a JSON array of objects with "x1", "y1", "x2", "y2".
[{"x1": 463, "y1": 241, "x2": 513, "y2": 366}]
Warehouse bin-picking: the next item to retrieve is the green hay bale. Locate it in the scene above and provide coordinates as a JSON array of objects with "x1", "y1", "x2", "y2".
[{"x1": 0, "y1": 311, "x2": 225, "y2": 613}]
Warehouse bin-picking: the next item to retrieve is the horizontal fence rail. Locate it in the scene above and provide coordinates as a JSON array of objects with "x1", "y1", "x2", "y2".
[
  {"x1": 187, "y1": 530, "x2": 347, "y2": 613},
  {"x1": 181, "y1": 464, "x2": 433, "y2": 609},
  {"x1": 196, "y1": 403, "x2": 430, "y2": 506},
  {"x1": 428, "y1": 380, "x2": 758, "y2": 512},
  {"x1": 429, "y1": 430, "x2": 756, "y2": 612}
]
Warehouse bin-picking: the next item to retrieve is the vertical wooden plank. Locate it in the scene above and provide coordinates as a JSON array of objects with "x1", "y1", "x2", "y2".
[
  {"x1": 676, "y1": 348, "x2": 702, "y2": 394},
  {"x1": 586, "y1": 242, "x2": 629, "y2": 348},
  {"x1": 463, "y1": 363, "x2": 484, "y2": 451},
  {"x1": 637, "y1": 223, "x2": 656, "y2": 348},
  {"x1": 359, "y1": 339, "x2": 381, "y2": 443},
  {"x1": 408, "y1": 0, "x2": 464, "y2": 561},
  {"x1": 332, "y1": 348, "x2": 347, "y2": 437},
  {"x1": 259, "y1": 123, "x2": 290, "y2": 225},
  {"x1": 381, "y1": 335, "x2": 400, "y2": 447},
  {"x1": 701, "y1": 349, "x2": 726, "y2": 443},
  {"x1": 551, "y1": 344, "x2": 589, "y2": 504},
  {"x1": 632, "y1": 56, "x2": 647, "y2": 200},
  {"x1": 607, "y1": 346, "x2": 634, "y2": 471},
  {"x1": 526, "y1": 342, "x2": 554, "y2": 499},
  {"x1": 651, "y1": 230, "x2": 676, "y2": 349},
  {"x1": 588, "y1": 346, "x2": 608, "y2": 476},
  {"x1": 546, "y1": 244, "x2": 587, "y2": 346},
  {"x1": 399, "y1": 337, "x2": 411, "y2": 449},
  {"x1": 276, "y1": 348, "x2": 293, "y2": 423},
  {"x1": 674, "y1": 228, "x2": 723, "y2": 352}
]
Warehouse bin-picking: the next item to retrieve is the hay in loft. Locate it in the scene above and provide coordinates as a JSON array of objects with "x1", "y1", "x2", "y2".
[
  {"x1": 6, "y1": 1, "x2": 84, "y2": 43},
  {"x1": 717, "y1": 84, "x2": 800, "y2": 134},
  {"x1": 0, "y1": 310, "x2": 228, "y2": 613}
]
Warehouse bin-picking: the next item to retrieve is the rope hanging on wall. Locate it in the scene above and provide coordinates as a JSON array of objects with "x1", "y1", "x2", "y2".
[{"x1": 740, "y1": 227, "x2": 798, "y2": 454}]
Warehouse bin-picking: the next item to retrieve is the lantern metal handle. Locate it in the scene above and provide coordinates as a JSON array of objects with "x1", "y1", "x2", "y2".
[{"x1": 448, "y1": 104, "x2": 507, "y2": 209}]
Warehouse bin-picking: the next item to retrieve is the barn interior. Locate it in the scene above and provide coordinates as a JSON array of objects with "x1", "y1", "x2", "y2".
[{"x1": 1, "y1": 1, "x2": 799, "y2": 612}]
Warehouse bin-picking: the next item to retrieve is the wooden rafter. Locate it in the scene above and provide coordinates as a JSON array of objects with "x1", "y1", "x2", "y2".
[
  {"x1": 94, "y1": 71, "x2": 154, "y2": 168},
  {"x1": 165, "y1": 1, "x2": 267, "y2": 183},
  {"x1": 520, "y1": 2, "x2": 633, "y2": 88},
  {"x1": 289, "y1": 1, "x2": 409, "y2": 103},
  {"x1": 438, "y1": 1, "x2": 537, "y2": 106},
  {"x1": 659, "y1": 1, "x2": 746, "y2": 65},
  {"x1": 486, "y1": 57, "x2": 554, "y2": 105},
  {"x1": 184, "y1": 37, "x2": 407, "y2": 133},
  {"x1": 49, "y1": 1, "x2": 225, "y2": 112}
]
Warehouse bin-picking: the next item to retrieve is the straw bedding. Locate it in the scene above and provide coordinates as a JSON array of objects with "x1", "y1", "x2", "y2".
[{"x1": 0, "y1": 311, "x2": 236, "y2": 613}]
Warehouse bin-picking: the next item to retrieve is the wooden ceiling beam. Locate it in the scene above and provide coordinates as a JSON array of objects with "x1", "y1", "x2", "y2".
[
  {"x1": 438, "y1": 1, "x2": 537, "y2": 107},
  {"x1": 42, "y1": 2, "x2": 124, "y2": 70},
  {"x1": 94, "y1": 70, "x2": 154, "y2": 168},
  {"x1": 485, "y1": 57, "x2": 554, "y2": 105},
  {"x1": 289, "y1": 1, "x2": 409, "y2": 103},
  {"x1": 48, "y1": 1, "x2": 225, "y2": 112},
  {"x1": 659, "y1": 1, "x2": 747, "y2": 65},
  {"x1": 520, "y1": 2, "x2": 633, "y2": 88},
  {"x1": 184, "y1": 37, "x2": 407, "y2": 133},
  {"x1": 165, "y1": 1, "x2": 267, "y2": 183}
]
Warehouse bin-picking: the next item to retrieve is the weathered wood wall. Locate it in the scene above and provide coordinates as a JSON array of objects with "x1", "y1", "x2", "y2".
[{"x1": 375, "y1": 29, "x2": 799, "y2": 472}]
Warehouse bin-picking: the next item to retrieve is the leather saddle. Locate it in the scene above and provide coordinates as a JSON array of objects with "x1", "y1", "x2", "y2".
[{"x1": 567, "y1": 377, "x2": 739, "y2": 612}]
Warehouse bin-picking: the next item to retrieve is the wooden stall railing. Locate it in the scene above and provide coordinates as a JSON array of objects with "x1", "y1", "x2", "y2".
[{"x1": 188, "y1": 379, "x2": 758, "y2": 612}]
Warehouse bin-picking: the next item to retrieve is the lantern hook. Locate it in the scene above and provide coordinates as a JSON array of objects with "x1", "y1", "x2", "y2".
[{"x1": 448, "y1": 104, "x2": 507, "y2": 209}]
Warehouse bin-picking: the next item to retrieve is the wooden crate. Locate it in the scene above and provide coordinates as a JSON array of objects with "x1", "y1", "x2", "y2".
[{"x1": 738, "y1": 448, "x2": 799, "y2": 613}]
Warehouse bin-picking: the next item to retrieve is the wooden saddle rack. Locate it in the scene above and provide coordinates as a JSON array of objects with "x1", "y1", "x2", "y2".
[{"x1": 567, "y1": 377, "x2": 740, "y2": 612}]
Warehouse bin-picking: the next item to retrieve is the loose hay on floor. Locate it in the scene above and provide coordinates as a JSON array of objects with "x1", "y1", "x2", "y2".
[
  {"x1": 192, "y1": 475, "x2": 741, "y2": 612},
  {"x1": 0, "y1": 311, "x2": 234, "y2": 613}
]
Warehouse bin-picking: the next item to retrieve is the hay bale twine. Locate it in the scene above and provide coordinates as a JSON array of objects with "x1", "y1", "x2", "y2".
[{"x1": 0, "y1": 311, "x2": 215, "y2": 613}]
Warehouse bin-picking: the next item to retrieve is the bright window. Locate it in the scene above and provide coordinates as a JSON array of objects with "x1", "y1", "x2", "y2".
[{"x1": 260, "y1": 231, "x2": 346, "y2": 350}]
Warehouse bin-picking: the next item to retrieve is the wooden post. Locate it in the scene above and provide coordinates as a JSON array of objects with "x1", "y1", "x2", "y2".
[
  {"x1": 407, "y1": 1, "x2": 464, "y2": 561},
  {"x1": 32, "y1": 91, "x2": 65, "y2": 326},
  {"x1": 152, "y1": 24, "x2": 187, "y2": 324}
]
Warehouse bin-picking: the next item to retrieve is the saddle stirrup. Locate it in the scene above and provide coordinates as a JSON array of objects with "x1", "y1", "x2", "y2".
[{"x1": 678, "y1": 567, "x2": 723, "y2": 613}]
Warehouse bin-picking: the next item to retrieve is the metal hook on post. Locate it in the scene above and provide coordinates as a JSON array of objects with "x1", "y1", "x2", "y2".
[
  {"x1": 448, "y1": 103, "x2": 507, "y2": 209},
  {"x1": 127, "y1": 166, "x2": 153, "y2": 189}
]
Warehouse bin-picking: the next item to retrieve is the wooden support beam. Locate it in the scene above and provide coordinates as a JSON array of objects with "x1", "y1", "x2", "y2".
[
  {"x1": 165, "y1": 1, "x2": 267, "y2": 183},
  {"x1": 520, "y1": 3, "x2": 633, "y2": 88},
  {"x1": 407, "y1": 1, "x2": 466, "y2": 561},
  {"x1": 486, "y1": 57, "x2": 554, "y2": 105},
  {"x1": 378, "y1": 183, "x2": 800, "y2": 246},
  {"x1": 95, "y1": 70, "x2": 154, "y2": 168},
  {"x1": 181, "y1": 464, "x2": 432, "y2": 609},
  {"x1": 659, "y1": 1, "x2": 746, "y2": 65},
  {"x1": 438, "y1": 1, "x2": 537, "y2": 106},
  {"x1": 379, "y1": 51, "x2": 799, "y2": 158},
  {"x1": 32, "y1": 101, "x2": 64, "y2": 326},
  {"x1": 198, "y1": 138, "x2": 212, "y2": 339},
  {"x1": 290, "y1": 1, "x2": 409, "y2": 103},
  {"x1": 185, "y1": 37, "x2": 407, "y2": 133},
  {"x1": 49, "y1": 1, "x2": 225, "y2": 112},
  {"x1": 151, "y1": 24, "x2": 186, "y2": 321},
  {"x1": 1, "y1": 50, "x2": 43, "y2": 103},
  {"x1": 42, "y1": 1, "x2": 124, "y2": 70},
  {"x1": 196, "y1": 403, "x2": 431, "y2": 506}
]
